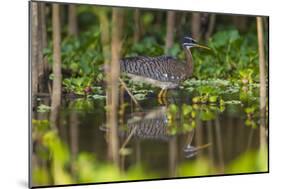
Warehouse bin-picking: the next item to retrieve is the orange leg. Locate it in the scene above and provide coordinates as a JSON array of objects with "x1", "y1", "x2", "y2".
[
  {"x1": 157, "y1": 89, "x2": 164, "y2": 104},
  {"x1": 158, "y1": 89, "x2": 164, "y2": 99}
]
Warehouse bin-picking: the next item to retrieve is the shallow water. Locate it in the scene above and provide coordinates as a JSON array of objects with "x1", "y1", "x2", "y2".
[{"x1": 31, "y1": 91, "x2": 267, "y2": 187}]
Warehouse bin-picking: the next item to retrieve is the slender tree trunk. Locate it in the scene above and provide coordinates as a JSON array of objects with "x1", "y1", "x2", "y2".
[
  {"x1": 39, "y1": 3, "x2": 49, "y2": 93},
  {"x1": 191, "y1": 13, "x2": 201, "y2": 41},
  {"x1": 68, "y1": 4, "x2": 78, "y2": 37},
  {"x1": 31, "y1": 2, "x2": 39, "y2": 96},
  {"x1": 205, "y1": 14, "x2": 216, "y2": 40},
  {"x1": 51, "y1": 4, "x2": 62, "y2": 112},
  {"x1": 133, "y1": 9, "x2": 140, "y2": 43},
  {"x1": 70, "y1": 110, "x2": 79, "y2": 179},
  {"x1": 257, "y1": 17, "x2": 267, "y2": 119},
  {"x1": 206, "y1": 121, "x2": 214, "y2": 166},
  {"x1": 37, "y1": 3, "x2": 44, "y2": 93},
  {"x1": 233, "y1": 16, "x2": 248, "y2": 32},
  {"x1": 96, "y1": 9, "x2": 112, "y2": 153},
  {"x1": 256, "y1": 17, "x2": 267, "y2": 152},
  {"x1": 195, "y1": 116, "x2": 203, "y2": 157},
  {"x1": 215, "y1": 117, "x2": 224, "y2": 173},
  {"x1": 165, "y1": 11, "x2": 175, "y2": 54},
  {"x1": 97, "y1": 9, "x2": 110, "y2": 69},
  {"x1": 155, "y1": 12, "x2": 162, "y2": 30},
  {"x1": 168, "y1": 137, "x2": 177, "y2": 177},
  {"x1": 107, "y1": 8, "x2": 124, "y2": 166}
]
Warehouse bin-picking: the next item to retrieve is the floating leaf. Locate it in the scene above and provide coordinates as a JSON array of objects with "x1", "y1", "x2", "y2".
[{"x1": 37, "y1": 104, "x2": 51, "y2": 113}]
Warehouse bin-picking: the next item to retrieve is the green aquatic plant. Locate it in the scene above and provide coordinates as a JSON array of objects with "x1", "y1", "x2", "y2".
[
  {"x1": 167, "y1": 102, "x2": 226, "y2": 135},
  {"x1": 192, "y1": 29, "x2": 259, "y2": 80},
  {"x1": 37, "y1": 104, "x2": 51, "y2": 113},
  {"x1": 227, "y1": 149, "x2": 268, "y2": 174},
  {"x1": 32, "y1": 123, "x2": 161, "y2": 186}
]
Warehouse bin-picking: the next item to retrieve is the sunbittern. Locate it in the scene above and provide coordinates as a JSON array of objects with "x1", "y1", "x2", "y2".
[{"x1": 120, "y1": 36, "x2": 210, "y2": 101}]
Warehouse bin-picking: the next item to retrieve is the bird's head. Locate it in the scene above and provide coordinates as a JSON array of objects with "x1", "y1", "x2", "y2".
[{"x1": 182, "y1": 36, "x2": 210, "y2": 50}]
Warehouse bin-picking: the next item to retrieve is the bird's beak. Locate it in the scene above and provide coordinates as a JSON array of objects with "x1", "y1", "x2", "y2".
[{"x1": 194, "y1": 44, "x2": 211, "y2": 50}]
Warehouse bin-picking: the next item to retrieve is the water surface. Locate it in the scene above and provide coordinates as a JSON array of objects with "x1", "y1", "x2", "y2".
[{"x1": 32, "y1": 91, "x2": 267, "y2": 187}]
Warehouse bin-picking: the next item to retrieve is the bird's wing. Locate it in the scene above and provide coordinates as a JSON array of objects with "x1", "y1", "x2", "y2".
[{"x1": 120, "y1": 56, "x2": 186, "y2": 82}]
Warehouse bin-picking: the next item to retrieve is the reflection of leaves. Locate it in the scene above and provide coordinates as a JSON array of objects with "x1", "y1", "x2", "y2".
[
  {"x1": 32, "y1": 119, "x2": 50, "y2": 130},
  {"x1": 168, "y1": 104, "x2": 179, "y2": 114},
  {"x1": 69, "y1": 99, "x2": 94, "y2": 111},
  {"x1": 245, "y1": 106, "x2": 256, "y2": 114},
  {"x1": 200, "y1": 110, "x2": 215, "y2": 121},
  {"x1": 182, "y1": 104, "x2": 192, "y2": 116},
  {"x1": 224, "y1": 100, "x2": 242, "y2": 105}
]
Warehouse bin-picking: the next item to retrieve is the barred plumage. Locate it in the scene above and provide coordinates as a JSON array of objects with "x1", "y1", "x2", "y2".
[
  {"x1": 122, "y1": 107, "x2": 170, "y2": 141},
  {"x1": 120, "y1": 55, "x2": 189, "y2": 89},
  {"x1": 119, "y1": 36, "x2": 210, "y2": 98}
]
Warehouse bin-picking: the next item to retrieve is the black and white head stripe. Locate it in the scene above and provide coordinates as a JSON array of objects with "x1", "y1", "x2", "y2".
[
  {"x1": 184, "y1": 36, "x2": 197, "y2": 43},
  {"x1": 182, "y1": 36, "x2": 197, "y2": 47}
]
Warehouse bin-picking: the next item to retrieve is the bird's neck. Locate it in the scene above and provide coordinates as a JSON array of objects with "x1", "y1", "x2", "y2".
[{"x1": 184, "y1": 48, "x2": 193, "y2": 77}]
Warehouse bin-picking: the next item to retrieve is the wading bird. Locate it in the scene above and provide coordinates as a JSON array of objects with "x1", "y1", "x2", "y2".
[{"x1": 120, "y1": 36, "x2": 210, "y2": 100}]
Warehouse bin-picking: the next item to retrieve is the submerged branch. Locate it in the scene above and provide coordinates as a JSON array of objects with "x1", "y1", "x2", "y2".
[{"x1": 119, "y1": 78, "x2": 143, "y2": 110}]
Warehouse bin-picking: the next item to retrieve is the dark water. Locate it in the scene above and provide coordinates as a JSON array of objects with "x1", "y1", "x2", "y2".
[{"x1": 32, "y1": 92, "x2": 267, "y2": 186}]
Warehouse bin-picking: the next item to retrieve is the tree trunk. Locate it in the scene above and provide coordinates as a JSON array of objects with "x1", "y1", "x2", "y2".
[
  {"x1": 70, "y1": 110, "x2": 79, "y2": 178},
  {"x1": 107, "y1": 8, "x2": 124, "y2": 166},
  {"x1": 168, "y1": 137, "x2": 177, "y2": 177},
  {"x1": 133, "y1": 9, "x2": 140, "y2": 43},
  {"x1": 39, "y1": 3, "x2": 50, "y2": 93},
  {"x1": 68, "y1": 4, "x2": 78, "y2": 37},
  {"x1": 96, "y1": 9, "x2": 112, "y2": 152},
  {"x1": 51, "y1": 4, "x2": 62, "y2": 112},
  {"x1": 96, "y1": 9, "x2": 110, "y2": 66},
  {"x1": 215, "y1": 117, "x2": 224, "y2": 173},
  {"x1": 233, "y1": 16, "x2": 248, "y2": 33},
  {"x1": 37, "y1": 3, "x2": 45, "y2": 93},
  {"x1": 165, "y1": 11, "x2": 175, "y2": 54},
  {"x1": 31, "y1": 2, "x2": 39, "y2": 96},
  {"x1": 155, "y1": 11, "x2": 164, "y2": 30},
  {"x1": 257, "y1": 17, "x2": 267, "y2": 119},
  {"x1": 191, "y1": 13, "x2": 201, "y2": 41},
  {"x1": 256, "y1": 17, "x2": 267, "y2": 151},
  {"x1": 205, "y1": 14, "x2": 216, "y2": 40}
]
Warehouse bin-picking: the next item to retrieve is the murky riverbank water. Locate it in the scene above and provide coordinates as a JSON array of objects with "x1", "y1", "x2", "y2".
[{"x1": 31, "y1": 90, "x2": 268, "y2": 187}]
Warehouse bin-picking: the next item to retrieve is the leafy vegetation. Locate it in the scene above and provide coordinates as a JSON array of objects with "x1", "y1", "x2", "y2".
[{"x1": 31, "y1": 2, "x2": 268, "y2": 187}]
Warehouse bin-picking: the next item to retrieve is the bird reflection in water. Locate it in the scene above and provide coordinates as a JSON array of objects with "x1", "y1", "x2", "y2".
[
  {"x1": 101, "y1": 105, "x2": 211, "y2": 158},
  {"x1": 183, "y1": 129, "x2": 211, "y2": 158}
]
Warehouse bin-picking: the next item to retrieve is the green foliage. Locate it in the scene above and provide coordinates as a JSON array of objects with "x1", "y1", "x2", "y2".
[
  {"x1": 45, "y1": 26, "x2": 104, "y2": 98},
  {"x1": 32, "y1": 167, "x2": 51, "y2": 186},
  {"x1": 167, "y1": 102, "x2": 225, "y2": 135},
  {"x1": 126, "y1": 36, "x2": 164, "y2": 57},
  {"x1": 192, "y1": 29, "x2": 259, "y2": 81},
  {"x1": 33, "y1": 6, "x2": 268, "y2": 187},
  {"x1": 227, "y1": 149, "x2": 268, "y2": 173},
  {"x1": 61, "y1": 27, "x2": 103, "y2": 77},
  {"x1": 68, "y1": 98, "x2": 95, "y2": 111},
  {"x1": 178, "y1": 157, "x2": 214, "y2": 177},
  {"x1": 184, "y1": 79, "x2": 241, "y2": 105},
  {"x1": 37, "y1": 104, "x2": 51, "y2": 113},
  {"x1": 32, "y1": 124, "x2": 160, "y2": 185},
  {"x1": 178, "y1": 149, "x2": 268, "y2": 177}
]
